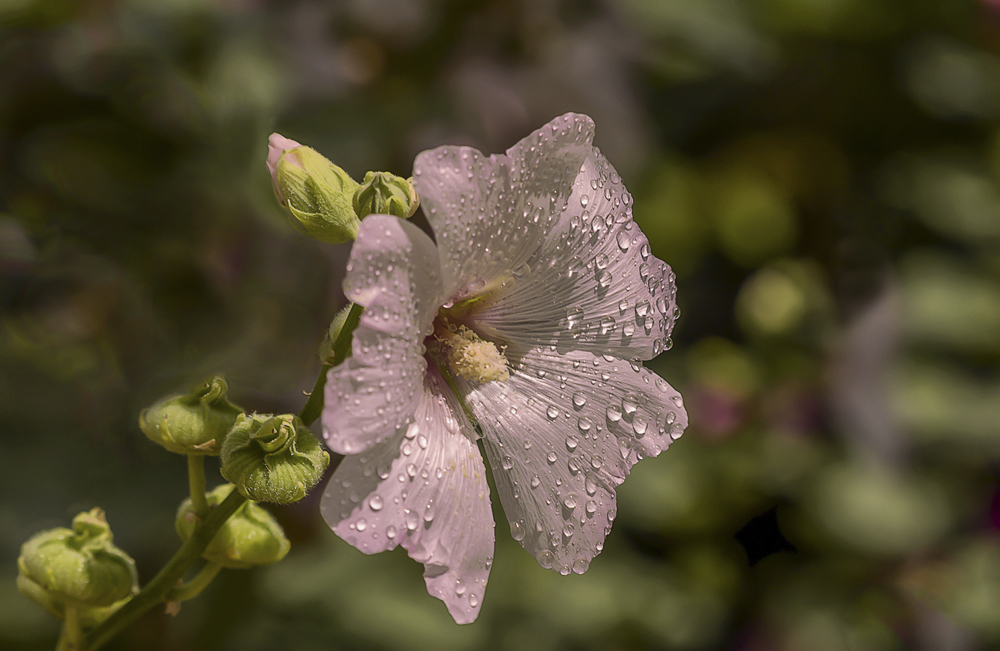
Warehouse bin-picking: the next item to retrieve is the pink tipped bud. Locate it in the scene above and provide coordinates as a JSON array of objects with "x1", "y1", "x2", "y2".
[{"x1": 266, "y1": 133, "x2": 303, "y2": 203}]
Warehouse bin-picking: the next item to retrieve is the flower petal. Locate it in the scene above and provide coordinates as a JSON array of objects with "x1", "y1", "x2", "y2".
[
  {"x1": 472, "y1": 148, "x2": 679, "y2": 361},
  {"x1": 461, "y1": 346, "x2": 686, "y2": 574},
  {"x1": 321, "y1": 368, "x2": 494, "y2": 624},
  {"x1": 414, "y1": 113, "x2": 595, "y2": 300},
  {"x1": 322, "y1": 215, "x2": 444, "y2": 454}
]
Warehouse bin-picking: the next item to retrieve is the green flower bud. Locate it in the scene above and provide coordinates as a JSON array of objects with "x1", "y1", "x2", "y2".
[
  {"x1": 139, "y1": 375, "x2": 243, "y2": 456},
  {"x1": 17, "y1": 508, "x2": 138, "y2": 619},
  {"x1": 176, "y1": 484, "x2": 290, "y2": 569},
  {"x1": 220, "y1": 414, "x2": 329, "y2": 504},
  {"x1": 267, "y1": 133, "x2": 361, "y2": 243},
  {"x1": 353, "y1": 171, "x2": 419, "y2": 219}
]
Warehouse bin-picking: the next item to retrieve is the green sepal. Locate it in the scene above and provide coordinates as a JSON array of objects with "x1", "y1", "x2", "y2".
[
  {"x1": 353, "y1": 171, "x2": 419, "y2": 219},
  {"x1": 276, "y1": 146, "x2": 361, "y2": 243},
  {"x1": 220, "y1": 414, "x2": 329, "y2": 504},
  {"x1": 139, "y1": 375, "x2": 243, "y2": 456},
  {"x1": 175, "y1": 484, "x2": 290, "y2": 569},
  {"x1": 17, "y1": 508, "x2": 139, "y2": 617}
]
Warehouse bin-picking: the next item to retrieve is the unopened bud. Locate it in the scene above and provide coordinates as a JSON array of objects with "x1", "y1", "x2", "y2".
[
  {"x1": 139, "y1": 376, "x2": 243, "y2": 456},
  {"x1": 221, "y1": 414, "x2": 329, "y2": 504},
  {"x1": 353, "y1": 171, "x2": 419, "y2": 219},
  {"x1": 267, "y1": 133, "x2": 361, "y2": 243},
  {"x1": 176, "y1": 484, "x2": 290, "y2": 569},
  {"x1": 17, "y1": 508, "x2": 138, "y2": 619}
]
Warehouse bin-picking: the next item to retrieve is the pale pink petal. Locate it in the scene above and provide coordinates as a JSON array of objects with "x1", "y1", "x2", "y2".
[
  {"x1": 321, "y1": 368, "x2": 494, "y2": 624},
  {"x1": 472, "y1": 148, "x2": 679, "y2": 361},
  {"x1": 266, "y1": 133, "x2": 303, "y2": 203},
  {"x1": 322, "y1": 215, "x2": 445, "y2": 455},
  {"x1": 461, "y1": 346, "x2": 687, "y2": 574},
  {"x1": 414, "y1": 113, "x2": 595, "y2": 300}
]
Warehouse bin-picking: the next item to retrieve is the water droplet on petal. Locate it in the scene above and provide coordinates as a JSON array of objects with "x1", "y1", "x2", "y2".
[
  {"x1": 573, "y1": 558, "x2": 590, "y2": 574},
  {"x1": 368, "y1": 495, "x2": 383, "y2": 511},
  {"x1": 530, "y1": 474, "x2": 541, "y2": 488},
  {"x1": 537, "y1": 550, "x2": 555, "y2": 569},
  {"x1": 546, "y1": 405, "x2": 559, "y2": 420},
  {"x1": 578, "y1": 417, "x2": 592, "y2": 432},
  {"x1": 616, "y1": 230, "x2": 631, "y2": 251},
  {"x1": 404, "y1": 509, "x2": 419, "y2": 531},
  {"x1": 356, "y1": 518, "x2": 368, "y2": 532},
  {"x1": 510, "y1": 521, "x2": 525, "y2": 541},
  {"x1": 633, "y1": 416, "x2": 648, "y2": 436},
  {"x1": 622, "y1": 394, "x2": 639, "y2": 416},
  {"x1": 572, "y1": 392, "x2": 587, "y2": 408},
  {"x1": 595, "y1": 253, "x2": 609, "y2": 269},
  {"x1": 565, "y1": 436, "x2": 579, "y2": 451},
  {"x1": 606, "y1": 405, "x2": 622, "y2": 422},
  {"x1": 564, "y1": 494, "x2": 578, "y2": 509},
  {"x1": 386, "y1": 525, "x2": 397, "y2": 539}
]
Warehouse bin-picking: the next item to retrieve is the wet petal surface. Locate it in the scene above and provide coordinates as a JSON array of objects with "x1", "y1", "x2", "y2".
[
  {"x1": 323, "y1": 215, "x2": 444, "y2": 454},
  {"x1": 461, "y1": 346, "x2": 687, "y2": 574},
  {"x1": 322, "y1": 368, "x2": 494, "y2": 623},
  {"x1": 473, "y1": 148, "x2": 679, "y2": 361},
  {"x1": 415, "y1": 113, "x2": 594, "y2": 301}
]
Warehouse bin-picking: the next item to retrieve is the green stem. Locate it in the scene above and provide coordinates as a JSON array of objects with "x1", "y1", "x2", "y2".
[
  {"x1": 57, "y1": 605, "x2": 82, "y2": 651},
  {"x1": 168, "y1": 562, "x2": 223, "y2": 603},
  {"x1": 299, "y1": 302, "x2": 363, "y2": 426},
  {"x1": 84, "y1": 490, "x2": 247, "y2": 651},
  {"x1": 187, "y1": 455, "x2": 208, "y2": 519}
]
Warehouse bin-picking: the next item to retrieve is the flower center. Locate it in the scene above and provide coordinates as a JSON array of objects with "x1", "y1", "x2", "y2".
[{"x1": 433, "y1": 320, "x2": 509, "y2": 384}]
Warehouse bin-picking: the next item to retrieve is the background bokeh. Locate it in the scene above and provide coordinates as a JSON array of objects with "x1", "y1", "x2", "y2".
[{"x1": 2, "y1": 0, "x2": 1000, "y2": 649}]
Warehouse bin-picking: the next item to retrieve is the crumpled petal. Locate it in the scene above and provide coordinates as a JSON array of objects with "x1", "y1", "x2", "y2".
[
  {"x1": 321, "y1": 367, "x2": 494, "y2": 624},
  {"x1": 414, "y1": 113, "x2": 595, "y2": 301},
  {"x1": 472, "y1": 148, "x2": 679, "y2": 361},
  {"x1": 461, "y1": 346, "x2": 687, "y2": 574},
  {"x1": 322, "y1": 215, "x2": 444, "y2": 454}
]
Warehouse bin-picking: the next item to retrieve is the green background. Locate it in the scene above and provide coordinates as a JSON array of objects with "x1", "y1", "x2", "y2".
[{"x1": 2, "y1": 0, "x2": 999, "y2": 649}]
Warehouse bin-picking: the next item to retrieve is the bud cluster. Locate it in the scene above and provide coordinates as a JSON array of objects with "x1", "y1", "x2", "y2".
[{"x1": 267, "y1": 134, "x2": 418, "y2": 243}]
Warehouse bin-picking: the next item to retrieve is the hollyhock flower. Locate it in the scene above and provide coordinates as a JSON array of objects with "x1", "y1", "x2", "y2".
[{"x1": 320, "y1": 113, "x2": 687, "y2": 623}]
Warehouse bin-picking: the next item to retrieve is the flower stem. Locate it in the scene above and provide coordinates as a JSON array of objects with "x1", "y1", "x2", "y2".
[
  {"x1": 168, "y1": 562, "x2": 222, "y2": 602},
  {"x1": 57, "y1": 605, "x2": 82, "y2": 651},
  {"x1": 299, "y1": 302, "x2": 363, "y2": 426},
  {"x1": 187, "y1": 455, "x2": 208, "y2": 519},
  {"x1": 84, "y1": 489, "x2": 247, "y2": 651}
]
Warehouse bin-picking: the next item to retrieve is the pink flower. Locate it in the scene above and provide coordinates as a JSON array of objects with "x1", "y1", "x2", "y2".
[{"x1": 320, "y1": 113, "x2": 687, "y2": 623}]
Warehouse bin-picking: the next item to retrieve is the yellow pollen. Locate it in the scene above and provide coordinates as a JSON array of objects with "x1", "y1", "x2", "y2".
[{"x1": 440, "y1": 323, "x2": 509, "y2": 384}]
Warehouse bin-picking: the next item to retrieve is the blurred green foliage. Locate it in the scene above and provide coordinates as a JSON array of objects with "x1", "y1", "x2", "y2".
[{"x1": 2, "y1": 0, "x2": 1000, "y2": 650}]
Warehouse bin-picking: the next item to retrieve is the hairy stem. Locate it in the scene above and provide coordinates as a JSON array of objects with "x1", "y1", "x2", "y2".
[
  {"x1": 168, "y1": 562, "x2": 223, "y2": 603},
  {"x1": 57, "y1": 605, "x2": 82, "y2": 651},
  {"x1": 84, "y1": 490, "x2": 246, "y2": 651},
  {"x1": 187, "y1": 455, "x2": 208, "y2": 518}
]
